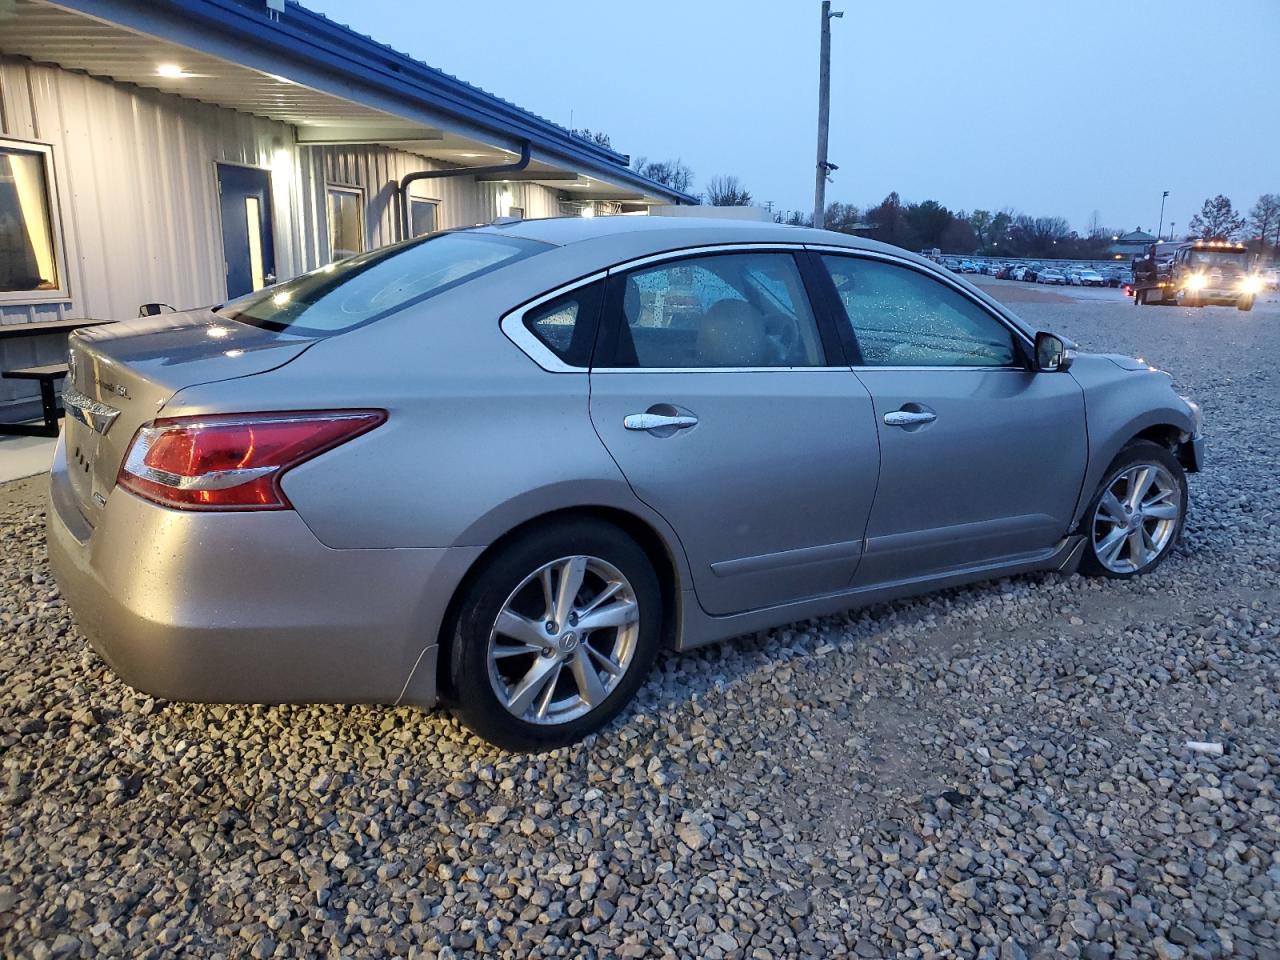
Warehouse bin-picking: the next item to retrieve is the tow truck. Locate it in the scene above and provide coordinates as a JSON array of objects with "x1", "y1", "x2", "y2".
[{"x1": 1131, "y1": 239, "x2": 1262, "y2": 311}]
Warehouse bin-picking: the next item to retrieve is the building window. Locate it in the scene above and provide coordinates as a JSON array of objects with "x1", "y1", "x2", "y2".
[
  {"x1": 326, "y1": 184, "x2": 365, "y2": 260},
  {"x1": 0, "y1": 140, "x2": 63, "y2": 297},
  {"x1": 409, "y1": 197, "x2": 438, "y2": 237}
]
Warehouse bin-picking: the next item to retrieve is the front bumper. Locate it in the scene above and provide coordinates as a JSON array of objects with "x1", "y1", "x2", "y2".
[{"x1": 46, "y1": 439, "x2": 480, "y2": 707}]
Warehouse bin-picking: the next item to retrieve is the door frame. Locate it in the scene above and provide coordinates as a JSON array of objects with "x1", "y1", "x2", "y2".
[{"x1": 212, "y1": 160, "x2": 278, "y2": 301}]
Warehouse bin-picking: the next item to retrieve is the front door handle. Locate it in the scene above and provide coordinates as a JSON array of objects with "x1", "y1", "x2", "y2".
[
  {"x1": 624, "y1": 413, "x2": 699, "y2": 431},
  {"x1": 883, "y1": 409, "x2": 937, "y2": 427}
]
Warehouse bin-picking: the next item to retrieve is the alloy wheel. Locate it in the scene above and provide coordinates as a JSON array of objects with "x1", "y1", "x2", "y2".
[
  {"x1": 486, "y1": 555, "x2": 640, "y2": 725},
  {"x1": 1090, "y1": 463, "x2": 1181, "y2": 574}
]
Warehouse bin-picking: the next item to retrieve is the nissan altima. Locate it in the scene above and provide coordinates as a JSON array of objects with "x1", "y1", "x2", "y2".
[{"x1": 48, "y1": 216, "x2": 1204, "y2": 750}]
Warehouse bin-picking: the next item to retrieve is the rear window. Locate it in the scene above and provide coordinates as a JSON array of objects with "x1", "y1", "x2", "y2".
[{"x1": 220, "y1": 231, "x2": 546, "y2": 335}]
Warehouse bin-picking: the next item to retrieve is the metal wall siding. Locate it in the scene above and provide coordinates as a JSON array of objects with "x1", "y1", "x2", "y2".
[
  {"x1": 312, "y1": 144, "x2": 564, "y2": 252},
  {"x1": 0, "y1": 58, "x2": 569, "y2": 412},
  {"x1": 0, "y1": 56, "x2": 310, "y2": 409}
]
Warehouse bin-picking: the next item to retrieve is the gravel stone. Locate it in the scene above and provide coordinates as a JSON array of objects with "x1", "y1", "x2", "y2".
[{"x1": 2, "y1": 290, "x2": 1279, "y2": 957}]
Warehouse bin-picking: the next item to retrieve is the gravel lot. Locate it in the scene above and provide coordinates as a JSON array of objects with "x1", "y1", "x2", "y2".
[{"x1": 2, "y1": 289, "x2": 1278, "y2": 960}]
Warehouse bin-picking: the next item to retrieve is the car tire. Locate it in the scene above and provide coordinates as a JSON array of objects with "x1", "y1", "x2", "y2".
[
  {"x1": 1238, "y1": 295, "x2": 1254, "y2": 312},
  {"x1": 1078, "y1": 440, "x2": 1188, "y2": 579},
  {"x1": 444, "y1": 518, "x2": 663, "y2": 751}
]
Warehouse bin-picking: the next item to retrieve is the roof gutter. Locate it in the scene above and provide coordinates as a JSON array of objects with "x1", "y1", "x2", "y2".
[{"x1": 398, "y1": 141, "x2": 532, "y2": 240}]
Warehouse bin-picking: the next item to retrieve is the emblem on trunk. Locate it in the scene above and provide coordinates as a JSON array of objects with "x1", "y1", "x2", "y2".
[{"x1": 63, "y1": 387, "x2": 121, "y2": 436}]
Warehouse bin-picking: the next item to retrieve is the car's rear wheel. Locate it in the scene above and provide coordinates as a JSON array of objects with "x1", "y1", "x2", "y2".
[
  {"x1": 1238, "y1": 295, "x2": 1255, "y2": 312},
  {"x1": 1079, "y1": 441, "x2": 1187, "y2": 579},
  {"x1": 445, "y1": 519, "x2": 662, "y2": 751}
]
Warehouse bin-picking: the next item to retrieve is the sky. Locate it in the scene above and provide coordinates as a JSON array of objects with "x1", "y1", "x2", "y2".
[{"x1": 307, "y1": 0, "x2": 1279, "y2": 236}]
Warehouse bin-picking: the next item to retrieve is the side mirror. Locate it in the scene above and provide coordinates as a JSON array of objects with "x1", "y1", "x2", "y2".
[{"x1": 1035, "y1": 331, "x2": 1077, "y2": 372}]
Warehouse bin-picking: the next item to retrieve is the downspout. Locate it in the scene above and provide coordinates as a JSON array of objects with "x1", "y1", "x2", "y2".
[{"x1": 399, "y1": 140, "x2": 532, "y2": 240}]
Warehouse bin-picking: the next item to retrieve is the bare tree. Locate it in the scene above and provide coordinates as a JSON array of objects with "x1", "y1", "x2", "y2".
[
  {"x1": 570, "y1": 128, "x2": 612, "y2": 149},
  {"x1": 1188, "y1": 195, "x2": 1246, "y2": 240},
  {"x1": 705, "y1": 175, "x2": 753, "y2": 206},
  {"x1": 1248, "y1": 193, "x2": 1280, "y2": 253},
  {"x1": 631, "y1": 156, "x2": 695, "y2": 194}
]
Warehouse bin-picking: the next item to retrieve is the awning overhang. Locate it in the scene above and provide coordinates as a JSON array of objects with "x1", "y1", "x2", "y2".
[{"x1": 0, "y1": 0, "x2": 694, "y2": 205}]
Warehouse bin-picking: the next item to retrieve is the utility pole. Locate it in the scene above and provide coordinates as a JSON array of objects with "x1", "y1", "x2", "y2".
[
  {"x1": 813, "y1": 1, "x2": 842, "y2": 228},
  {"x1": 1157, "y1": 190, "x2": 1169, "y2": 242}
]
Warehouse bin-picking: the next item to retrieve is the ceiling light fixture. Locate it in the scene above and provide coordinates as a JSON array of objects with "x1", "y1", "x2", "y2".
[{"x1": 156, "y1": 64, "x2": 188, "y2": 79}]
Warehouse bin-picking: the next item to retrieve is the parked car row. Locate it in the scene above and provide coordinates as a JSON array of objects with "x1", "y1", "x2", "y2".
[{"x1": 968, "y1": 261, "x2": 1131, "y2": 287}]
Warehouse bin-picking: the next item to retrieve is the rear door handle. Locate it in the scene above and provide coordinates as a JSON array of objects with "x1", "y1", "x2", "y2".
[
  {"x1": 624, "y1": 413, "x2": 698, "y2": 431},
  {"x1": 883, "y1": 410, "x2": 937, "y2": 427}
]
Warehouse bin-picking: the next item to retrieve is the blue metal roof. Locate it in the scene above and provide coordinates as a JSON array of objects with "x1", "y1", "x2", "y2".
[{"x1": 76, "y1": 0, "x2": 697, "y2": 204}]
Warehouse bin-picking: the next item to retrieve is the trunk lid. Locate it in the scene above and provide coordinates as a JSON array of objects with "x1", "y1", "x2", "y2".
[{"x1": 64, "y1": 309, "x2": 317, "y2": 527}]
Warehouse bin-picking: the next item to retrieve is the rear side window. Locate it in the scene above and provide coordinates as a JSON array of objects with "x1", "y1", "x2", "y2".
[
  {"x1": 522, "y1": 281, "x2": 604, "y2": 367},
  {"x1": 604, "y1": 252, "x2": 825, "y2": 368},
  {"x1": 221, "y1": 232, "x2": 546, "y2": 335}
]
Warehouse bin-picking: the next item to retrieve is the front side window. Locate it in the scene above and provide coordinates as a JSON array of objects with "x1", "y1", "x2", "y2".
[
  {"x1": 326, "y1": 185, "x2": 365, "y2": 260},
  {"x1": 823, "y1": 255, "x2": 1017, "y2": 367},
  {"x1": 608, "y1": 252, "x2": 824, "y2": 368},
  {"x1": 0, "y1": 142, "x2": 60, "y2": 294},
  {"x1": 221, "y1": 232, "x2": 547, "y2": 335}
]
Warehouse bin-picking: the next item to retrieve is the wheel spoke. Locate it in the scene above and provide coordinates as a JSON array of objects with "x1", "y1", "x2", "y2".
[
  {"x1": 554, "y1": 557, "x2": 587, "y2": 627},
  {"x1": 577, "y1": 580, "x2": 623, "y2": 616},
  {"x1": 1099, "y1": 490, "x2": 1128, "y2": 525},
  {"x1": 534, "y1": 662, "x2": 564, "y2": 719},
  {"x1": 495, "y1": 610, "x2": 552, "y2": 651},
  {"x1": 575, "y1": 598, "x2": 639, "y2": 634},
  {"x1": 1142, "y1": 503, "x2": 1178, "y2": 520},
  {"x1": 538, "y1": 567, "x2": 556, "y2": 621},
  {"x1": 492, "y1": 642, "x2": 542, "y2": 659},
  {"x1": 1126, "y1": 467, "x2": 1154, "y2": 511},
  {"x1": 569, "y1": 646, "x2": 607, "y2": 708},
  {"x1": 1097, "y1": 528, "x2": 1127, "y2": 566},
  {"x1": 1126, "y1": 527, "x2": 1147, "y2": 567},
  {"x1": 586, "y1": 643, "x2": 625, "y2": 678},
  {"x1": 505, "y1": 655, "x2": 562, "y2": 717}
]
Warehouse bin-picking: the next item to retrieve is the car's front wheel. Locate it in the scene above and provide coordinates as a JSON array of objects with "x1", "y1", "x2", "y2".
[
  {"x1": 445, "y1": 519, "x2": 662, "y2": 751},
  {"x1": 1079, "y1": 440, "x2": 1187, "y2": 579}
]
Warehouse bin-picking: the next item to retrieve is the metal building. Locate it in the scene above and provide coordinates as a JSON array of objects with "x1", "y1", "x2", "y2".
[{"x1": 0, "y1": 0, "x2": 694, "y2": 419}]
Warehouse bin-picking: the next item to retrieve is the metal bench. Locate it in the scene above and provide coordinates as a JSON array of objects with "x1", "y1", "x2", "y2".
[
  {"x1": 1, "y1": 363, "x2": 69, "y2": 437},
  {"x1": 0, "y1": 318, "x2": 113, "y2": 437}
]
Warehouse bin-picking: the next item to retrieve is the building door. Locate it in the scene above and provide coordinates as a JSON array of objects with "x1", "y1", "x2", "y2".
[{"x1": 217, "y1": 163, "x2": 276, "y2": 299}]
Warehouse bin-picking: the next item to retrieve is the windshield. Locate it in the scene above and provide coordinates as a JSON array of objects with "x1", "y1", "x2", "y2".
[
  {"x1": 219, "y1": 231, "x2": 547, "y2": 335},
  {"x1": 1188, "y1": 251, "x2": 1247, "y2": 271}
]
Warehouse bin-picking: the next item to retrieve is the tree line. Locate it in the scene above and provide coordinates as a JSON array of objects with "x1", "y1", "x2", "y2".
[{"x1": 619, "y1": 143, "x2": 1280, "y2": 261}]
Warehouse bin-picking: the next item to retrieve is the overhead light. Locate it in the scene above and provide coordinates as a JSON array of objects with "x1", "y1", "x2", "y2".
[
  {"x1": 580, "y1": 206, "x2": 595, "y2": 219},
  {"x1": 459, "y1": 152, "x2": 483, "y2": 158},
  {"x1": 156, "y1": 63, "x2": 188, "y2": 79}
]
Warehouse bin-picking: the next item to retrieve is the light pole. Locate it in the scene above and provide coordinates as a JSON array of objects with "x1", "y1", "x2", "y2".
[
  {"x1": 813, "y1": 1, "x2": 842, "y2": 229},
  {"x1": 1168, "y1": 221, "x2": 1176, "y2": 242},
  {"x1": 1157, "y1": 190, "x2": 1169, "y2": 241}
]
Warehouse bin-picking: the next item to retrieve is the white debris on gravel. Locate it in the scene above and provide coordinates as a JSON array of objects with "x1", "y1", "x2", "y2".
[{"x1": 1, "y1": 295, "x2": 1278, "y2": 959}]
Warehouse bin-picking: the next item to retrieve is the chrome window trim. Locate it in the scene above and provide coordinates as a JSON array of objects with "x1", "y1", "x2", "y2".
[
  {"x1": 849, "y1": 365, "x2": 1032, "y2": 373},
  {"x1": 500, "y1": 270, "x2": 606, "y2": 373},
  {"x1": 804, "y1": 243, "x2": 1036, "y2": 349},
  {"x1": 591, "y1": 366, "x2": 851, "y2": 374},
  {"x1": 603, "y1": 242, "x2": 807, "y2": 275}
]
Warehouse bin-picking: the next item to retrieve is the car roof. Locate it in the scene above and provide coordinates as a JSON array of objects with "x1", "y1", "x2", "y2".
[{"x1": 466, "y1": 214, "x2": 932, "y2": 265}]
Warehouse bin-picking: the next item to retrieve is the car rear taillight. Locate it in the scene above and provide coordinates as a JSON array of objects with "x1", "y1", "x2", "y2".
[{"x1": 117, "y1": 410, "x2": 385, "y2": 510}]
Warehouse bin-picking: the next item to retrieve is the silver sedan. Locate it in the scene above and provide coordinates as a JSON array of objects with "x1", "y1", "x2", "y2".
[{"x1": 48, "y1": 217, "x2": 1204, "y2": 750}]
